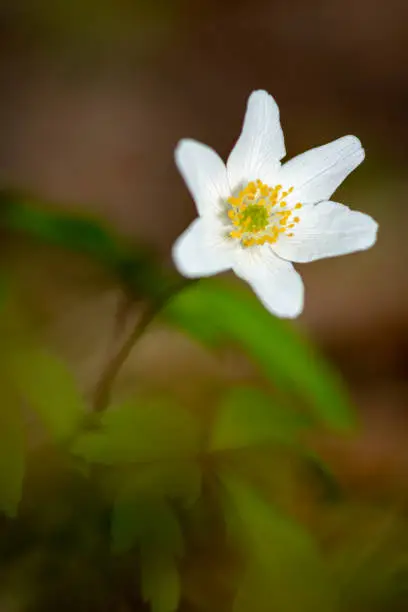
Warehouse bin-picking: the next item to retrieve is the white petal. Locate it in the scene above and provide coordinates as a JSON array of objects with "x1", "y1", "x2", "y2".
[
  {"x1": 233, "y1": 247, "x2": 304, "y2": 318},
  {"x1": 278, "y1": 135, "x2": 364, "y2": 206},
  {"x1": 175, "y1": 139, "x2": 231, "y2": 216},
  {"x1": 273, "y1": 201, "x2": 378, "y2": 263},
  {"x1": 172, "y1": 217, "x2": 234, "y2": 278},
  {"x1": 227, "y1": 90, "x2": 286, "y2": 192}
]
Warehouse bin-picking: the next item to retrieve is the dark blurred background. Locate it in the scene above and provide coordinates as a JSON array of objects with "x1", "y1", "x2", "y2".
[{"x1": 0, "y1": 0, "x2": 408, "y2": 496}]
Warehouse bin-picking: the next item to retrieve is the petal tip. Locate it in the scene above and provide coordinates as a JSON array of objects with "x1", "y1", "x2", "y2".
[
  {"x1": 354, "y1": 212, "x2": 379, "y2": 252},
  {"x1": 278, "y1": 293, "x2": 305, "y2": 319},
  {"x1": 236, "y1": 255, "x2": 305, "y2": 319},
  {"x1": 249, "y1": 89, "x2": 269, "y2": 99},
  {"x1": 174, "y1": 138, "x2": 196, "y2": 162},
  {"x1": 365, "y1": 216, "x2": 379, "y2": 248},
  {"x1": 248, "y1": 89, "x2": 280, "y2": 112},
  {"x1": 343, "y1": 134, "x2": 365, "y2": 161}
]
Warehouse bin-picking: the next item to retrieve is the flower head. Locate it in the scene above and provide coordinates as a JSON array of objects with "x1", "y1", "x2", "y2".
[{"x1": 172, "y1": 90, "x2": 378, "y2": 318}]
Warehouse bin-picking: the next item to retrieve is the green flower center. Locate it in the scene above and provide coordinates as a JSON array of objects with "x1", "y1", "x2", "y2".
[{"x1": 239, "y1": 203, "x2": 269, "y2": 233}]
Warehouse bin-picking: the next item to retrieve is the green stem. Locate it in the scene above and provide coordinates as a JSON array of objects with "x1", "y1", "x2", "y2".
[
  {"x1": 92, "y1": 303, "x2": 156, "y2": 413},
  {"x1": 93, "y1": 278, "x2": 195, "y2": 413}
]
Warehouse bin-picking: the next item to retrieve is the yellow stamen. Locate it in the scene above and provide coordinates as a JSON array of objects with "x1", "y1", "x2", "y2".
[
  {"x1": 227, "y1": 180, "x2": 300, "y2": 247},
  {"x1": 227, "y1": 197, "x2": 240, "y2": 206}
]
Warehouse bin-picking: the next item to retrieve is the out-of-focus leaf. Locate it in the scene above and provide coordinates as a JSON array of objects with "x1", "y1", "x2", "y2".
[
  {"x1": 2, "y1": 196, "x2": 125, "y2": 264},
  {"x1": 7, "y1": 347, "x2": 86, "y2": 442},
  {"x1": 117, "y1": 462, "x2": 202, "y2": 509},
  {"x1": 141, "y1": 549, "x2": 181, "y2": 612},
  {"x1": 111, "y1": 485, "x2": 183, "y2": 612},
  {"x1": 112, "y1": 485, "x2": 183, "y2": 611},
  {"x1": 0, "y1": 385, "x2": 25, "y2": 517},
  {"x1": 210, "y1": 386, "x2": 310, "y2": 452},
  {"x1": 165, "y1": 280, "x2": 354, "y2": 432},
  {"x1": 220, "y1": 472, "x2": 336, "y2": 612},
  {"x1": 1, "y1": 193, "x2": 169, "y2": 301},
  {"x1": 111, "y1": 491, "x2": 184, "y2": 556},
  {"x1": 0, "y1": 286, "x2": 86, "y2": 442},
  {"x1": 72, "y1": 398, "x2": 200, "y2": 465}
]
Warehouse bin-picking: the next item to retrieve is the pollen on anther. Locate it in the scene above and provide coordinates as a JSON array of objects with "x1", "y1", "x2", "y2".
[{"x1": 228, "y1": 180, "x2": 302, "y2": 248}]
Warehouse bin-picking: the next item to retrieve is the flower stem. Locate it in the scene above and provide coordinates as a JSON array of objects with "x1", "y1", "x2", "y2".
[
  {"x1": 92, "y1": 303, "x2": 153, "y2": 413},
  {"x1": 92, "y1": 277, "x2": 195, "y2": 413}
]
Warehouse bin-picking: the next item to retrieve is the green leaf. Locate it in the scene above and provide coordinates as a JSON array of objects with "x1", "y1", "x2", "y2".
[
  {"x1": 210, "y1": 386, "x2": 310, "y2": 452},
  {"x1": 73, "y1": 397, "x2": 200, "y2": 465},
  {"x1": 220, "y1": 472, "x2": 336, "y2": 612},
  {"x1": 7, "y1": 347, "x2": 86, "y2": 442},
  {"x1": 1, "y1": 192, "x2": 169, "y2": 301},
  {"x1": 165, "y1": 280, "x2": 354, "y2": 432},
  {"x1": 0, "y1": 387, "x2": 25, "y2": 517},
  {"x1": 111, "y1": 492, "x2": 184, "y2": 556},
  {"x1": 119, "y1": 462, "x2": 202, "y2": 509},
  {"x1": 141, "y1": 549, "x2": 181, "y2": 612},
  {"x1": 112, "y1": 491, "x2": 183, "y2": 611},
  {"x1": 2, "y1": 195, "x2": 126, "y2": 265}
]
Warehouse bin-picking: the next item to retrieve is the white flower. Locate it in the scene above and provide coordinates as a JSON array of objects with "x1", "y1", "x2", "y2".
[{"x1": 172, "y1": 90, "x2": 378, "y2": 318}]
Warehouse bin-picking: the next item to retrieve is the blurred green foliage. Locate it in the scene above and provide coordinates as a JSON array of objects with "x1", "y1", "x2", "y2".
[
  {"x1": 0, "y1": 382, "x2": 25, "y2": 517},
  {"x1": 112, "y1": 490, "x2": 183, "y2": 612},
  {"x1": 0, "y1": 195, "x2": 404, "y2": 612},
  {"x1": 1, "y1": 192, "x2": 169, "y2": 301},
  {"x1": 209, "y1": 387, "x2": 309, "y2": 452},
  {"x1": 220, "y1": 473, "x2": 336, "y2": 612},
  {"x1": 8, "y1": 347, "x2": 86, "y2": 442},
  {"x1": 73, "y1": 398, "x2": 200, "y2": 465},
  {"x1": 165, "y1": 281, "x2": 355, "y2": 432}
]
